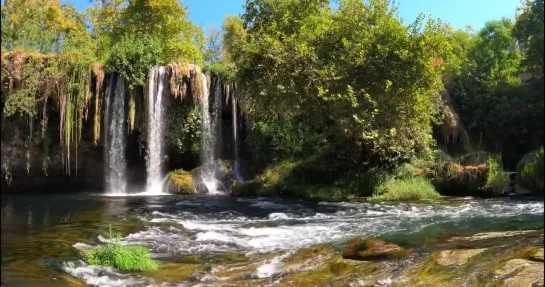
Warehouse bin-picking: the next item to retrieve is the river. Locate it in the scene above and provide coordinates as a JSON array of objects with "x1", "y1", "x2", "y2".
[{"x1": 1, "y1": 192, "x2": 543, "y2": 286}]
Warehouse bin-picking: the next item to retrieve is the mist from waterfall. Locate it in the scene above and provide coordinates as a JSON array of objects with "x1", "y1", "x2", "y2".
[
  {"x1": 145, "y1": 67, "x2": 168, "y2": 194},
  {"x1": 104, "y1": 74, "x2": 128, "y2": 194}
]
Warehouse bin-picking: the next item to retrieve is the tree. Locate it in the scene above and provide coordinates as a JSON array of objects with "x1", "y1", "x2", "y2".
[
  {"x1": 204, "y1": 26, "x2": 223, "y2": 63},
  {"x1": 512, "y1": 0, "x2": 544, "y2": 74},
  {"x1": 1, "y1": 0, "x2": 79, "y2": 53},
  {"x1": 233, "y1": 0, "x2": 449, "y2": 166},
  {"x1": 114, "y1": 0, "x2": 206, "y2": 65}
]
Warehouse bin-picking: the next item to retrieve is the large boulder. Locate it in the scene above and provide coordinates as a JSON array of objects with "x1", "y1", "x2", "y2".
[{"x1": 168, "y1": 170, "x2": 194, "y2": 194}]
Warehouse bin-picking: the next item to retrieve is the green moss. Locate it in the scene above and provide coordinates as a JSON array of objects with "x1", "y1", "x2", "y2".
[
  {"x1": 371, "y1": 176, "x2": 440, "y2": 201},
  {"x1": 84, "y1": 225, "x2": 158, "y2": 272},
  {"x1": 146, "y1": 263, "x2": 204, "y2": 283},
  {"x1": 281, "y1": 270, "x2": 335, "y2": 287},
  {"x1": 168, "y1": 169, "x2": 194, "y2": 194},
  {"x1": 517, "y1": 147, "x2": 544, "y2": 194},
  {"x1": 282, "y1": 244, "x2": 336, "y2": 265}
]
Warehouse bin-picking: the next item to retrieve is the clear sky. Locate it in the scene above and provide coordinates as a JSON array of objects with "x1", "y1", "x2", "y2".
[{"x1": 17, "y1": 0, "x2": 523, "y2": 32}]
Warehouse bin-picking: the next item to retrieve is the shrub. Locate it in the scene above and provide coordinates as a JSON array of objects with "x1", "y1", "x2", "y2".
[
  {"x1": 482, "y1": 155, "x2": 509, "y2": 196},
  {"x1": 372, "y1": 176, "x2": 440, "y2": 201},
  {"x1": 517, "y1": 147, "x2": 544, "y2": 194},
  {"x1": 430, "y1": 160, "x2": 488, "y2": 195},
  {"x1": 84, "y1": 225, "x2": 158, "y2": 272}
]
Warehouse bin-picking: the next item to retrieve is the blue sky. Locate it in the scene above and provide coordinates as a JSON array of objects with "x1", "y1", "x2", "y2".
[{"x1": 13, "y1": 0, "x2": 522, "y2": 32}]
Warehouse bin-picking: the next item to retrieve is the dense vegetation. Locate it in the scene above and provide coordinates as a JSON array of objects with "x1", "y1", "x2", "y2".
[{"x1": 1, "y1": 0, "x2": 543, "y2": 198}]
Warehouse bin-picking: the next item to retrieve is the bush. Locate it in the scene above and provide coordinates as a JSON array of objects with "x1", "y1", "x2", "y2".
[
  {"x1": 84, "y1": 225, "x2": 158, "y2": 272},
  {"x1": 372, "y1": 176, "x2": 440, "y2": 201},
  {"x1": 517, "y1": 147, "x2": 544, "y2": 194},
  {"x1": 430, "y1": 160, "x2": 488, "y2": 195},
  {"x1": 483, "y1": 155, "x2": 509, "y2": 196}
]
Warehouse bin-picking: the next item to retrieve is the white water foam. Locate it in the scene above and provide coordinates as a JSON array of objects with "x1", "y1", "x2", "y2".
[{"x1": 118, "y1": 199, "x2": 544, "y2": 256}]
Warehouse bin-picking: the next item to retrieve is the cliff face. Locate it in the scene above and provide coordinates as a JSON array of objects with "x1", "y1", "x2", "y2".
[{"x1": 1, "y1": 119, "x2": 104, "y2": 192}]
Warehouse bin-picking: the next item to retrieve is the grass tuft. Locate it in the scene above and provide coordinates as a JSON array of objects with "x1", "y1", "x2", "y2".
[
  {"x1": 84, "y1": 225, "x2": 158, "y2": 272},
  {"x1": 372, "y1": 176, "x2": 440, "y2": 201}
]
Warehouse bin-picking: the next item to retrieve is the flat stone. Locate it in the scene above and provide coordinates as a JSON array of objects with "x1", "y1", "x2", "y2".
[
  {"x1": 530, "y1": 248, "x2": 544, "y2": 262},
  {"x1": 449, "y1": 230, "x2": 538, "y2": 241},
  {"x1": 435, "y1": 248, "x2": 486, "y2": 266},
  {"x1": 497, "y1": 259, "x2": 544, "y2": 287}
]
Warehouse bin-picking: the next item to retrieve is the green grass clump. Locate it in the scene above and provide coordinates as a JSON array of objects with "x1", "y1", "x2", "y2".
[
  {"x1": 84, "y1": 225, "x2": 158, "y2": 272},
  {"x1": 483, "y1": 155, "x2": 509, "y2": 196},
  {"x1": 372, "y1": 176, "x2": 440, "y2": 201}
]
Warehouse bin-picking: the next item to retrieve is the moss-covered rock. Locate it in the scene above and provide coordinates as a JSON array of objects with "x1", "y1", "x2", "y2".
[
  {"x1": 282, "y1": 244, "x2": 336, "y2": 266},
  {"x1": 168, "y1": 170, "x2": 194, "y2": 194},
  {"x1": 529, "y1": 248, "x2": 544, "y2": 262},
  {"x1": 146, "y1": 262, "x2": 206, "y2": 283},
  {"x1": 342, "y1": 238, "x2": 410, "y2": 261},
  {"x1": 434, "y1": 248, "x2": 487, "y2": 266},
  {"x1": 495, "y1": 259, "x2": 544, "y2": 287}
]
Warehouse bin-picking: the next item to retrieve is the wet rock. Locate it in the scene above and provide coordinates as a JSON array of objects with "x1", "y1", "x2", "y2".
[
  {"x1": 191, "y1": 271, "x2": 208, "y2": 281},
  {"x1": 448, "y1": 230, "x2": 539, "y2": 241},
  {"x1": 529, "y1": 248, "x2": 544, "y2": 262},
  {"x1": 271, "y1": 272, "x2": 289, "y2": 281},
  {"x1": 434, "y1": 248, "x2": 487, "y2": 266},
  {"x1": 242, "y1": 272, "x2": 259, "y2": 280},
  {"x1": 342, "y1": 238, "x2": 410, "y2": 261},
  {"x1": 496, "y1": 259, "x2": 544, "y2": 287},
  {"x1": 282, "y1": 244, "x2": 336, "y2": 267},
  {"x1": 147, "y1": 263, "x2": 204, "y2": 283}
]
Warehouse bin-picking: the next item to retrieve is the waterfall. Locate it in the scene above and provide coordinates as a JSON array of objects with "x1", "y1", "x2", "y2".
[
  {"x1": 145, "y1": 67, "x2": 168, "y2": 194},
  {"x1": 213, "y1": 77, "x2": 222, "y2": 158},
  {"x1": 199, "y1": 73, "x2": 223, "y2": 194},
  {"x1": 104, "y1": 75, "x2": 128, "y2": 194},
  {"x1": 232, "y1": 90, "x2": 242, "y2": 181},
  {"x1": 200, "y1": 73, "x2": 213, "y2": 167}
]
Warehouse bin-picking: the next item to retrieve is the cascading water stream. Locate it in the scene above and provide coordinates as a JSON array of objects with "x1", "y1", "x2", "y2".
[
  {"x1": 145, "y1": 67, "x2": 168, "y2": 194},
  {"x1": 104, "y1": 75, "x2": 128, "y2": 194},
  {"x1": 199, "y1": 74, "x2": 223, "y2": 194},
  {"x1": 200, "y1": 73, "x2": 213, "y2": 167},
  {"x1": 232, "y1": 90, "x2": 242, "y2": 181}
]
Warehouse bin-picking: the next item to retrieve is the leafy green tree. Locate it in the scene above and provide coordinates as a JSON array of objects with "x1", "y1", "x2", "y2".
[
  {"x1": 234, "y1": 0, "x2": 449, "y2": 166},
  {"x1": 114, "y1": 0, "x2": 205, "y2": 65},
  {"x1": 513, "y1": 0, "x2": 544, "y2": 74}
]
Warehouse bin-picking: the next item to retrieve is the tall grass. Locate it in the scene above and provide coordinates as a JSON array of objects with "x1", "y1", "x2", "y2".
[
  {"x1": 483, "y1": 155, "x2": 509, "y2": 196},
  {"x1": 84, "y1": 225, "x2": 158, "y2": 272},
  {"x1": 372, "y1": 176, "x2": 440, "y2": 201}
]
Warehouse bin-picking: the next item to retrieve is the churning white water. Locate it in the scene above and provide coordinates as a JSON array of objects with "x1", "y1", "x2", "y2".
[
  {"x1": 104, "y1": 75, "x2": 127, "y2": 194},
  {"x1": 66, "y1": 197, "x2": 544, "y2": 285},
  {"x1": 145, "y1": 67, "x2": 168, "y2": 194},
  {"x1": 120, "y1": 198, "x2": 544, "y2": 256}
]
